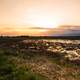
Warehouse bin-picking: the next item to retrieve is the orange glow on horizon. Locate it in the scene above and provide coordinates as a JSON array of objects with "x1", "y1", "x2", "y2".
[{"x1": 0, "y1": 26, "x2": 49, "y2": 36}]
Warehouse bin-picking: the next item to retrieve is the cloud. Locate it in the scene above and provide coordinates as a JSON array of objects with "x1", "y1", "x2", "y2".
[
  {"x1": 28, "y1": 27, "x2": 50, "y2": 29},
  {"x1": 50, "y1": 25, "x2": 80, "y2": 36},
  {"x1": 0, "y1": 25, "x2": 80, "y2": 36},
  {"x1": 61, "y1": 30, "x2": 80, "y2": 36}
]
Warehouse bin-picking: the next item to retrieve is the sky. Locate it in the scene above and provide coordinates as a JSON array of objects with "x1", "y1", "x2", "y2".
[{"x1": 0, "y1": 0, "x2": 80, "y2": 36}]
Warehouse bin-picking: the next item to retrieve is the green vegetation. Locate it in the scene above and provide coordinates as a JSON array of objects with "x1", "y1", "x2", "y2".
[
  {"x1": 0, "y1": 51, "x2": 47, "y2": 80},
  {"x1": 0, "y1": 37, "x2": 80, "y2": 80}
]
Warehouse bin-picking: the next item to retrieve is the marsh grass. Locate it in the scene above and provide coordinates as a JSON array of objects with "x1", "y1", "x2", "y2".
[{"x1": 0, "y1": 51, "x2": 47, "y2": 80}]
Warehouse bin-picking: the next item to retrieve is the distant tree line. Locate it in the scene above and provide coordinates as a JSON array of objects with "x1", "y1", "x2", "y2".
[{"x1": 0, "y1": 35, "x2": 80, "y2": 40}]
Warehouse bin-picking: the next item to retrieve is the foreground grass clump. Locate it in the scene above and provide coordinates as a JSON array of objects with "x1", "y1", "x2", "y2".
[{"x1": 0, "y1": 51, "x2": 47, "y2": 80}]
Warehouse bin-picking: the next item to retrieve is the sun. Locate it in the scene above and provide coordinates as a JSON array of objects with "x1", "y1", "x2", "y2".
[
  {"x1": 27, "y1": 17, "x2": 59, "y2": 28},
  {"x1": 29, "y1": 18, "x2": 59, "y2": 28},
  {"x1": 23, "y1": 11, "x2": 60, "y2": 29}
]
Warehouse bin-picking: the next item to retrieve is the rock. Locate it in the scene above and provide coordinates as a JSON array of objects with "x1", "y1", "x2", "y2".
[{"x1": 65, "y1": 51, "x2": 80, "y2": 61}]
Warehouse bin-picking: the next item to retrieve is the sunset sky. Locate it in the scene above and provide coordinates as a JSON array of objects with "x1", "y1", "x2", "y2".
[{"x1": 0, "y1": 0, "x2": 80, "y2": 36}]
